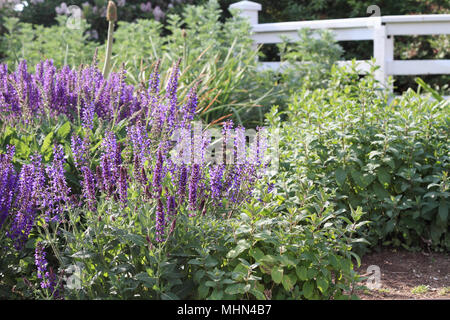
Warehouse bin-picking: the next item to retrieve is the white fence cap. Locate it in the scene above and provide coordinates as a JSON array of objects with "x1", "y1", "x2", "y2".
[{"x1": 229, "y1": 1, "x2": 262, "y2": 11}]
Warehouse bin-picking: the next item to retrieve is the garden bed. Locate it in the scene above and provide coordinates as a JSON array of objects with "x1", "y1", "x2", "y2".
[{"x1": 356, "y1": 248, "x2": 450, "y2": 300}]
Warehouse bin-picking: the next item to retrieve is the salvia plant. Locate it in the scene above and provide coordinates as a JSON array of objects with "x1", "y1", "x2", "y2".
[{"x1": 0, "y1": 58, "x2": 283, "y2": 299}]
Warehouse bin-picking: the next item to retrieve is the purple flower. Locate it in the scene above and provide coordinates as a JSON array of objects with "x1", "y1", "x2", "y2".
[
  {"x1": 153, "y1": 5, "x2": 165, "y2": 21},
  {"x1": 8, "y1": 164, "x2": 37, "y2": 249},
  {"x1": 55, "y1": 2, "x2": 68, "y2": 15},
  {"x1": 148, "y1": 61, "x2": 160, "y2": 96},
  {"x1": 127, "y1": 122, "x2": 150, "y2": 171},
  {"x1": 100, "y1": 157, "x2": 113, "y2": 197},
  {"x1": 140, "y1": 1, "x2": 152, "y2": 12},
  {"x1": 118, "y1": 166, "x2": 128, "y2": 205},
  {"x1": 251, "y1": 126, "x2": 268, "y2": 167},
  {"x1": 155, "y1": 197, "x2": 165, "y2": 242},
  {"x1": 7, "y1": 154, "x2": 45, "y2": 249},
  {"x1": 44, "y1": 145, "x2": 71, "y2": 223},
  {"x1": 35, "y1": 242, "x2": 49, "y2": 282},
  {"x1": 35, "y1": 242, "x2": 58, "y2": 296},
  {"x1": 100, "y1": 131, "x2": 121, "y2": 195},
  {"x1": 0, "y1": 146, "x2": 17, "y2": 228},
  {"x1": 210, "y1": 164, "x2": 224, "y2": 200},
  {"x1": 222, "y1": 120, "x2": 234, "y2": 164},
  {"x1": 82, "y1": 102, "x2": 95, "y2": 130},
  {"x1": 81, "y1": 166, "x2": 96, "y2": 210},
  {"x1": 165, "y1": 59, "x2": 180, "y2": 129},
  {"x1": 177, "y1": 165, "x2": 187, "y2": 204},
  {"x1": 152, "y1": 146, "x2": 164, "y2": 196},
  {"x1": 181, "y1": 85, "x2": 198, "y2": 128},
  {"x1": 188, "y1": 164, "x2": 201, "y2": 212},
  {"x1": 71, "y1": 134, "x2": 90, "y2": 170},
  {"x1": 166, "y1": 195, "x2": 177, "y2": 216}
]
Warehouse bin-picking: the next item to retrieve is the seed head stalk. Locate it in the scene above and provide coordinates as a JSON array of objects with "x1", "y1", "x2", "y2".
[{"x1": 102, "y1": 1, "x2": 117, "y2": 79}]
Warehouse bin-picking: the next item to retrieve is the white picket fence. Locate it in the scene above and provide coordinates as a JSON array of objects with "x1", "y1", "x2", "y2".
[{"x1": 229, "y1": 1, "x2": 450, "y2": 97}]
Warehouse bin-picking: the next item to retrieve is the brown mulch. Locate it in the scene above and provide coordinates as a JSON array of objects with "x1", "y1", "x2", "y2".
[{"x1": 355, "y1": 248, "x2": 450, "y2": 300}]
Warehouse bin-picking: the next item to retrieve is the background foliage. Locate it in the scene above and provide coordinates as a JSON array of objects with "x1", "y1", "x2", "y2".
[{"x1": 267, "y1": 63, "x2": 449, "y2": 254}]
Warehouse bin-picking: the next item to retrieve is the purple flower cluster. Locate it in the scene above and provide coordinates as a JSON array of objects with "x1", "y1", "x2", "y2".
[
  {"x1": 0, "y1": 145, "x2": 72, "y2": 249},
  {"x1": 71, "y1": 134, "x2": 90, "y2": 170},
  {"x1": 99, "y1": 131, "x2": 122, "y2": 197},
  {"x1": 0, "y1": 60, "x2": 141, "y2": 125},
  {"x1": 35, "y1": 242, "x2": 51, "y2": 288},
  {"x1": 35, "y1": 242, "x2": 61, "y2": 298},
  {"x1": 5, "y1": 153, "x2": 45, "y2": 249},
  {"x1": 81, "y1": 166, "x2": 96, "y2": 211},
  {"x1": 0, "y1": 146, "x2": 17, "y2": 228},
  {"x1": 44, "y1": 145, "x2": 71, "y2": 223},
  {"x1": 1, "y1": 60, "x2": 269, "y2": 247},
  {"x1": 155, "y1": 198, "x2": 165, "y2": 242}
]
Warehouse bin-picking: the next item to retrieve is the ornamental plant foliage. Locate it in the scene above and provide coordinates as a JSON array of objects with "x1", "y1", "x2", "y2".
[
  {"x1": 1, "y1": 16, "x2": 97, "y2": 70},
  {"x1": 269, "y1": 62, "x2": 449, "y2": 254},
  {"x1": 110, "y1": 0, "x2": 274, "y2": 125},
  {"x1": 1, "y1": 1, "x2": 276, "y2": 126},
  {"x1": 0, "y1": 58, "x2": 365, "y2": 300}
]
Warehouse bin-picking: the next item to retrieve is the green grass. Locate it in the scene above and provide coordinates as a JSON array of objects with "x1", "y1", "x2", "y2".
[
  {"x1": 377, "y1": 288, "x2": 390, "y2": 294},
  {"x1": 411, "y1": 285, "x2": 429, "y2": 295},
  {"x1": 438, "y1": 287, "x2": 450, "y2": 296}
]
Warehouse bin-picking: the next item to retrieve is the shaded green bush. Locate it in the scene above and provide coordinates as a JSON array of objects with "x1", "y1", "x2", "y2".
[
  {"x1": 267, "y1": 63, "x2": 449, "y2": 253},
  {"x1": 1, "y1": 16, "x2": 97, "y2": 69}
]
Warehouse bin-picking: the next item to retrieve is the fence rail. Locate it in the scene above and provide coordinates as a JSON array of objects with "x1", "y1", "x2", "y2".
[{"x1": 229, "y1": 1, "x2": 450, "y2": 96}]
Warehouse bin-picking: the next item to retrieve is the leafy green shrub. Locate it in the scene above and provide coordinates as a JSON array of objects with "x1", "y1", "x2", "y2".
[
  {"x1": 56, "y1": 176, "x2": 365, "y2": 300},
  {"x1": 1, "y1": 16, "x2": 97, "y2": 69},
  {"x1": 268, "y1": 63, "x2": 450, "y2": 253}
]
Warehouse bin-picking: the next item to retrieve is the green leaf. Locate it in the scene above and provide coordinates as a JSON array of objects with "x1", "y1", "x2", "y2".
[
  {"x1": 193, "y1": 270, "x2": 205, "y2": 283},
  {"x1": 377, "y1": 167, "x2": 391, "y2": 185},
  {"x1": 316, "y1": 277, "x2": 329, "y2": 293},
  {"x1": 122, "y1": 234, "x2": 146, "y2": 246},
  {"x1": 205, "y1": 281, "x2": 217, "y2": 288},
  {"x1": 307, "y1": 268, "x2": 318, "y2": 279},
  {"x1": 41, "y1": 131, "x2": 54, "y2": 153},
  {"x1": 415, "y1": 77, "x2": 444, "y2": 102},
  {"x1": 209, "y1": 288, "x2": 224, "y2": 300},
  {"x1": 161, "y1": 292, "x2": 179, "y2": 300},
  {"x1": 302, "y1": 281, "x2": 314, "y2": 299},
  {"x1": 250, "y1": 288, "x2": 266, "y2": 300},
  {"x1": 136, "y1": 272, "x2": 156, "y2": 288},
  {"x1": 261, "y1": 254, "x2": 277, "y2": 267},
  {"x1": 373, "y1": 182, "x2": 390, "y2": 200},
  {"x1": 198, "y1": 284, "x2": 209, "y2": 299},
  {"x1": 296, "y1": 266, "x2": 308, "y2": 281},
  {"x1": 71, "y1": 250, "x2": 95, "y2": 259},
  {"x1": 438, "y1": 199, "x2": 448, "y2": 223},
  {"x1": 227, "y1": 239, "x2": 250, "y2": 259},
  {"x1": 205, "y1": 256, "x2": 218, "y2": 268},
  {"x1": 15, "y1": 139, "x2": 30, "y2": 157},
  {"x1": 271, "y1": 267, "x2": 283, "y2": 284},
  {"x1": 249, "y1": 247, "x2": 264, "y2": 261},
  {"x1": 225, "y1": 283, "x2": 247, "y2": 295},
  {"x1": 57, "y1": 121, "x2": 71, "y2": 139},
  {"x1": 335, "y1": 167, "x2": 347, "y2": 186},
  {"x1": 281, "y1": 273, "x2": 296, "y2": 291}
]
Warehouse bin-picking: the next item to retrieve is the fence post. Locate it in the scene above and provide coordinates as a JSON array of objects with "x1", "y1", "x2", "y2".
[
  {"x1": 229, "y1": 1, "x2": 262, "y2": 25},
  {"x1": 373, "y1": 18, "x2": 394, "y2": 93}
]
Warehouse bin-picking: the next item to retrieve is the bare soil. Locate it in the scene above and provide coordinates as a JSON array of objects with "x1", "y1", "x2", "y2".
[{"x1": 355, "y1": 248, "x2": 450, "y2": 300}]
